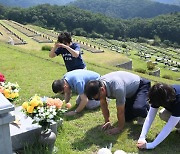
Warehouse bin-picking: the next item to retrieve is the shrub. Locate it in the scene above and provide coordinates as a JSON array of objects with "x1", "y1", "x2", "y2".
[
  {"x1": 134, "y1": 68, "x2": 146, "y2": 74},
  {"x1": 42, "y1": 45, "x2": 52, "y2": 51},
  {"x1": 162, "y1": 75, "x2": 173, "y2": 80},
  {"x1": 122, "y1": 44, "x2": 127, "y2": 48},
  {"x1": 147, "y1": 61, "x2": 155, "y2": 70}
]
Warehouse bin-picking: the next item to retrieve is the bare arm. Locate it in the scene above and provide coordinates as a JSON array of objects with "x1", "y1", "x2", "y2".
[
  {"x1": 100, "y1": 98, "x2": 110, "y2": 123},
  {"x1": 75, "y1": 94, "x2": 88, "y2": 112},
  {"x1": 105, "y1": 104, "x2": 125, "y2": 135},
  {"x1": 64, "y1": 92, "x2": 71, "y2": 104},
  {"x1": 49, "y1": 43, "x2": 58, "y2": 58},
  {"x1": 64, "y1": 45, "x2": 80, "y2": 58},
  {"x1": 50, "y1": 43, "x2": 80, "y2": 58},
  {"x1": 117, "y1": 105, "x2": 125, "y2": 130}
]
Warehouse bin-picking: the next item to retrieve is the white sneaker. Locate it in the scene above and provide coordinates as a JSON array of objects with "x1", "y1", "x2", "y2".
[{"x1": 137, "y1": 117, "x2": 145, "y2": 125}]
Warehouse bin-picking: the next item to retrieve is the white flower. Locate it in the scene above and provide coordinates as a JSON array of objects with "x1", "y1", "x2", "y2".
[
  {"x1": 34, "y1": 117, "x2": 40, "y2": 122},
  {"x1": 14, "y1": 89, "x2": 19, "y2": 93},
  {"x1": 52, "y1": 106, "x2": 56, "y2": 109},
  {"x1": 0, "y1": 82, "x2": 5, "y2": 86},
  {"x1": 48, "y1": 114, "x2": 54, "y2": 119},
  {"x1": 39, "y1": 107, "x2": 44, "y2": 113},
  {"x1": 46, "y1": 111, "x2": 50, "y2": 116},
  {"x1": 49, "y1": 107, "x2": 53, "y2": 112}
]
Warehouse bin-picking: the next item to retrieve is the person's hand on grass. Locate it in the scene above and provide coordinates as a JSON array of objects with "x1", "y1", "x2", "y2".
[
  {"x1": 137, "y1": 140, "x2": 147, "y2": 149},
  {"x1": 65, "y1": 111, "x2": 77, "y2": 116},
  {"x1": 101, "y1": 122, "x2": 112, "y2": 131},
  {"x1": 105, "y1": 127, "x2": 121, "y2": 135}
]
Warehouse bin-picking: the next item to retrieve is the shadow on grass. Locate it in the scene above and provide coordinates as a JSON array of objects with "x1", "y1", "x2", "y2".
[
  {"x1": 126, "y1": 122, "x2": 143, "y2": 140},
  {"x1": 127, "y1": 123, "x2": 180, "y2": 154},
  {"x1": 71, "y1": 125, "x2": 123, "y2": 151},
  {"x1": 64, "y1": 104, "x2": 101, "y2": 121}
]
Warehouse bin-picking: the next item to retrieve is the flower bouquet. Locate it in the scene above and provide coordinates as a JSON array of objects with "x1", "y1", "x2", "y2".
[
  {"x1": 0, "y1": 81, "x2": 20, "y2": 102},
  {"x1": 21, "y1": 95, "x2": 67, "y2": 131}
]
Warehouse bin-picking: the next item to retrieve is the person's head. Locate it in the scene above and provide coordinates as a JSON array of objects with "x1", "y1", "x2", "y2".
[
  {"x1": 52, "y1": 79, "x2": 65, "y2": 94},
  {"x1": 148, "y1": 83, "x2": 176, "y2": 107},
  {"x1": 84, "y1": 80, "x2": 104, "y2": 100},
  {"x1": 57, "y1": 32, "x2": 72, "y2": 44}
]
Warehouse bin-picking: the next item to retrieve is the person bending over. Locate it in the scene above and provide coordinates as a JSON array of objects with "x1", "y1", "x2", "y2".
[
  {"x1": 52, "y1": 69, "x2": 100, "y2": 116},
  {"x1": 137, "y1": 83, "x2": 180, "y2": 149},
  {"x1": 84, "y1": 71, "x2": 151, "y2": 135}
]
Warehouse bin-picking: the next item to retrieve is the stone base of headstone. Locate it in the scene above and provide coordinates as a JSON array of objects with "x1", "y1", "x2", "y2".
[
  {"x1": 116, "y1": 59, "x2": 132, "y2": 70},
  {"x1": 148, "y1": 67, "x2": 160, "y2": 77},
  {"x1": 10, "y1": 106, "x2": 58, "y2": 151}
]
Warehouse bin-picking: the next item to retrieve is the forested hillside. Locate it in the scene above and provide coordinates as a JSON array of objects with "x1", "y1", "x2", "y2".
[
  {"x1": 152, "y1": 0, "x2": 180, "y2": 6},
  {"x1": 69, "y1": 0, "x2": 180, "y2": 19},
  {"x1": 0, "y1": 0, "x2": 75, "y2": 8},
  {"x1": 0, "y1": 4, "x2": 179, "y2": 44}
]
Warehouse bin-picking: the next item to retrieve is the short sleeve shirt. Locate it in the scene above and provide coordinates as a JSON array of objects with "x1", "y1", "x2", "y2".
[
  {"x1": 100, "y1": 71, "x2": 140, "y2": 106},
  {"x1": 151, "y1": 85, "x2": 180, "y2": 117},
  {"x1": 55, "y1": 43, "x2": 86, "y2": 72},
  {"x1": 64, "y1": 69, "x2": 100, "y2": 95}
]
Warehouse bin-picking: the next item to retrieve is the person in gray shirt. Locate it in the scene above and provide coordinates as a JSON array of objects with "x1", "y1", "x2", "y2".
[{"x1": 84, "y1": 71, "x2": 151, "y2": 135}]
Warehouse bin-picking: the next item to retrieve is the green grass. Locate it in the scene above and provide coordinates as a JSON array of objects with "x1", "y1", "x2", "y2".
[
  {"x1": 0, "y1": 20, "x2": 180, "y2": 153},
  {"x1": 1, "y1": 41, "x2": 180, "y2": 154}
]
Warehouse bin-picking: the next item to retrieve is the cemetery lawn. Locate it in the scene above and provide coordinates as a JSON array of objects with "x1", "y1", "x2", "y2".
[{"x1": 0, "y1": 42, "x2": 180, "y2": 154}]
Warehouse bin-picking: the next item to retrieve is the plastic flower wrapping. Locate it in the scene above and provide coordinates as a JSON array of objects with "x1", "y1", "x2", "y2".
[
  {"x1": 22, "y1": 95, "x2": 67, "y2": 130},
  {"x1": 0, "y1": 81, "x2": 20, "y2": 102}
]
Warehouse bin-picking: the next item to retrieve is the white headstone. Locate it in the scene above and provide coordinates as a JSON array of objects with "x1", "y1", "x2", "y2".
[{"x1": 0, "y1": 93, "x2": 15, "y2": 154}]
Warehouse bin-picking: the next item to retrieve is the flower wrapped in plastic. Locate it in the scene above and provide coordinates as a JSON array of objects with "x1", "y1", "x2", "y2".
[
  {"x1": 22, "y1": 95, "x2": 67, "y2": 130},
  {"x1": 0, "y1": 81, "x2": 20, "y2": 102}
]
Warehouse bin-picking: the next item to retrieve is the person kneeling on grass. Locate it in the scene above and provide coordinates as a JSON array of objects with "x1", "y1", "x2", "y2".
[
  {"x1": 84, "y1": 71, "x2": 151, "y2": 135},
  {"x1": 52, "y1": 69, "x2": 100, "y2": 116},
  {"x1": 137, "y1": 83, "x2": 180, "y2": 150}
]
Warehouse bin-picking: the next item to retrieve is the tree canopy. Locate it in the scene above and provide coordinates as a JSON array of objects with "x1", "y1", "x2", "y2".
[{"x1": 1, "y1": 4, "x2": 180, "y2": 44}]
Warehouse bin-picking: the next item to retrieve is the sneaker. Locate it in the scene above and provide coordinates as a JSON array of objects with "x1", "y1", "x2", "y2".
[{"x1": 137, "y1": 117, "x2": 145, "y2": 125}]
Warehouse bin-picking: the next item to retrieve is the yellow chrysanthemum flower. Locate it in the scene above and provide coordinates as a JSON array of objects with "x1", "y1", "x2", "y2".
[
  {"x1": 38, "y1": 100, "x2": 43, "y2": 106},
  {"x1": 22, "y1": 102, "x2": 29, "y2": 110},
  {"x1": 3, "y1": 89, "x2": 10, "y2": 95},
  {"x1": 5, "y1": 93, "x2": 10, "y2": 98},
  {"x1": 30, "y1": 100, "x2": 39, "y2": 107},
  {"x1": 27, "y1": 106, "x2": 34, "y2": 113},
  {"x1": 10, "y1": 93, "x2": 16, "y2": 99}
]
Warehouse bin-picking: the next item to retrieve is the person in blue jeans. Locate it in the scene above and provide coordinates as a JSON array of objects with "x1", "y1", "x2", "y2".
[
  {"x1": 49, "y1": 32, "x2": 86, "y2": 72},
  {"x1": 52, "y1": 69, "x2": 100, "y2": 116},
  {"x1": 137, "y1": 83, "x2": 180, "y2": 150},
  {"x1": 84, "y1": 71, "x2": 151, "y2": 135}
]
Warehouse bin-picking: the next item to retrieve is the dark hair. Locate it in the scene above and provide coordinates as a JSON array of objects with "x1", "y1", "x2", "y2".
[
  {"x1": 57, "y1": 32, "x2": 72, "y2": 44},
  {"x1": 149, "y1": 83, "x2": 176, "y2": 107},
  {"x1": 84, "y1": 80, "x2": 103, "y2": 100},
  {"x1": 52, "y1": 79, "x2": 64, "y2": 93}
]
